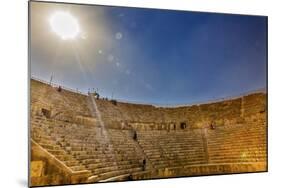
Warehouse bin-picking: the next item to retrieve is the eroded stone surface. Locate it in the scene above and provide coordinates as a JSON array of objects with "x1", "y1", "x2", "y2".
[
  {"x1": 30, "y1": 79, "x2": 267, "y2": 186},
  {"x1": 31, "y1": 161, "x2": 44, "y2": 177}
]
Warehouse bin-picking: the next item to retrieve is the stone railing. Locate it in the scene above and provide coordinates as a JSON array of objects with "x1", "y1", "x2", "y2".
[{"x1": 30, "y1": 139, "x2": 91, "y2": 186}]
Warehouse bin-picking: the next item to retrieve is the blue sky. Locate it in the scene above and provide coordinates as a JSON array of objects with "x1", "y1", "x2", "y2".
[{"x1": 30, "y1": 2, "x2": 267, "y2": 105}]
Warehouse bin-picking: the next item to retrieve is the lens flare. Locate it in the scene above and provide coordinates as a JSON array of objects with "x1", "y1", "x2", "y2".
[{"x1": 49, "y1": 11, "x2": 80, "y2": 40}]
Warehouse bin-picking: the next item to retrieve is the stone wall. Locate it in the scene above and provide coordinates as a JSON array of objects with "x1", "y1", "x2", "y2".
[
  {"x1": 95, "y1": 92, "x2": 266, "y2": 130},
  {"x1": 31, "y1": 79, "x2": 92, "y2": 121},
  {"x1": 30, "y1": 140, "x2": 91, "y2": 186},
  {"x1": 132, "y1": 162, "x2": 266, "y2": 180},
  {"x1": 31, "y1": 79, "x2": 266, "y2": 131}
]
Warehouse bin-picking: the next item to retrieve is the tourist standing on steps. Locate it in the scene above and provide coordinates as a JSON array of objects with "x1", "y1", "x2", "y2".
[
  {"x1": 142, "y1": 158, "x2": 146, "y2": 171},
  {"x1": 128, "y1": 174, "x2": 133, "y2": 180},
  {"x1": 210, "y1": 121, "x2": 215, "y2": 130},
  {"x1": 57, "y1": 86, "x2": 62, "y2": 92},
  {"x1": 133, "y1": 130, "x2": 137, "y2": 141}
]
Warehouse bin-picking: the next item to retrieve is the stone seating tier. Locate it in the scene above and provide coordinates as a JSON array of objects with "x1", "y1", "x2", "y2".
[{"x1": 30, "y1": 79, "x2": 267, "y2": 186}]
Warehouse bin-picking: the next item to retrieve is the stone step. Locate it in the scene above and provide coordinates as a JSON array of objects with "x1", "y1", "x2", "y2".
[
  {"x1": 63, "y1": 160, "x2": 81, "y2": 167},
  {"x1": 209, "y1": 158, "x2": 266, "y2": 163},
  {"x1": 55, "y1": 154, "x2": 75, "y2": 161},
  {"x1": 76, "y1": 153, "x2": 141, "y2": 161},
  {"x1": 70, "y1": 165, "x2": 87, "y2": 171},
  {"x1": 98, "y1": 174, "x2": 130, "y2": 182},
  {"x1": 92, "y1": 164, "x2": 132, "y2": 174},
  {"x1": 209, "y1": 150, "x2": 266, "y2": 156},
  {"x1": 47, "y1": 149, "x2": 66, "y2": 155},
  {"x1": 148, "y1": 153, "x2": 205, "y2": 161},
  {"x1": 96, "y1": 167, "x2": 142, "y2": 181},
  {"x1": 143, "y1": 148, "x2": 204, "y2": 155},
  {"x1": 86, "y1": 160, "x2": 140, "y2": 170}
]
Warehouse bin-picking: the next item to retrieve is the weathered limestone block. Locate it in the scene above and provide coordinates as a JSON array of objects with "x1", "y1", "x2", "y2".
[
  {"x1": 30, "y1": 79, "x2": 267, "y2": 185},
  {"x1": 74, "y1": 115, "x2": 97, "y2": 126},
  {"x1": 31, "y1": 161, "x2": 45, "y2": 177},
  {"x1": 30, "y1": 140, "x2": 91, "y2": 187}
]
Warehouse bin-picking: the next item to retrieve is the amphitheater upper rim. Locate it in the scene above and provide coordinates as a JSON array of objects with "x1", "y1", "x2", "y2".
[{"x1": 30, "y1": 77, "x2": 266, "y2": 108}]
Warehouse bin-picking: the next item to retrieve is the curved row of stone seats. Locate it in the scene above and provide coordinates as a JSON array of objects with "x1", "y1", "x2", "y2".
[
  {"x1": 31, "y1": 79, "x2": 91, "y2": 117},
  {"x1": 96, "y1": 100, "x2": 165, "y2": 123},
  {"x1": 207, "y1": 123, "x2": 267, "y2": 164},
  {"x1": 95, "y1": 92, "x2": 266, "y2": 130},
  {"x1": 31, "y1": 115, "x2": 87, "y2": 172},
  {"x1": 95, "y1": 100, "x2": 124, "y2": 121},
  {"x1": 137, "y1": 130, "x2": 207, "y2": 169},
  {"x1": 115, "y1": 103, "x2": 164, "y2": 122},
  {"x1": 95, "y1": 98, "x2": 241, "y2": 125},
  {"x1": 131, "y1": 162, "x2": 266, "y2": 181},
  {"x1": 32, "y1": 115, "x2": 146, "y2": 182},
  {"x1": 242, "y1": 93, "x2": 266, "y2": 118},
  {"x1": 32, "y1": 78, "x2": 266, "y2": 127}
]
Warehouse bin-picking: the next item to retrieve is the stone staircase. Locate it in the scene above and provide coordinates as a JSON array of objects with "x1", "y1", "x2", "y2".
[
  {"x1": 137, "y1": 122, "x2": 266, "y2": 170},
  {"x1": 207, "y1": 123, "x2": 267, "y2": 164},
  {"x1": 30, "y1": 79, "x2": 267, "y2": 186},
  {"x1": 137, "y1": 130, "x2": 206, "y2": 169},
  {"x1": 31, "y1": 114, "x2": 88, "y2": 172},
  {"x1": 31, "y1": 114, "x2": 145, "y2": 183}
]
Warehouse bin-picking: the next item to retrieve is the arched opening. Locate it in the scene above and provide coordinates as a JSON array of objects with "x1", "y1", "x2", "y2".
[
  {"x1": 41, "y1": 108, "x2": 51, "y2": 118},
  {"x1": 180, "y1": 122, "x2": 187, "y2": 129}
]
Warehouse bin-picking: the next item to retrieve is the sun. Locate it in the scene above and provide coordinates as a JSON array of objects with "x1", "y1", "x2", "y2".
[{"x1": 49, "y1": 11, "x2": 80, "y2": 40}]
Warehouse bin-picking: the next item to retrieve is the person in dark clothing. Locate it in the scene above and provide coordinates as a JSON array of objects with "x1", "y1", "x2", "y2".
[
  {"x1": 57, "y1": 86, "x2": 62, "y2": 92},
  {"x1": 210, "y1": 122, "x2": 215, "y2": 130},
  {"x1": 142, "y1": 158, "x2": 146, "y2": 171},
  {"x1": 128, "y1": 174, "x2": 133, "y2": 181},
  {"x1": 133, "y1": 130, "x2": 137, "y2": 141}
]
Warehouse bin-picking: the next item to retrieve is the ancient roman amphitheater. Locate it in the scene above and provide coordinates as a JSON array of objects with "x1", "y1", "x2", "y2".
[{"x1": 30, "y1": 78, "x2": 267, "y2": 186}]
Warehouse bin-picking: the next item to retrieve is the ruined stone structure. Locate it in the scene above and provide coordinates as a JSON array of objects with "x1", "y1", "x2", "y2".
[{"x1": 30, "y1": 78, "x2": 267, "y2": 186}]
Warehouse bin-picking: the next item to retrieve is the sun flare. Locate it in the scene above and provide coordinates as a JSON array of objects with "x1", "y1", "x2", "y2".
[{"x1": 49, "y1": 11, "x2": 80, "y2": 40}]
